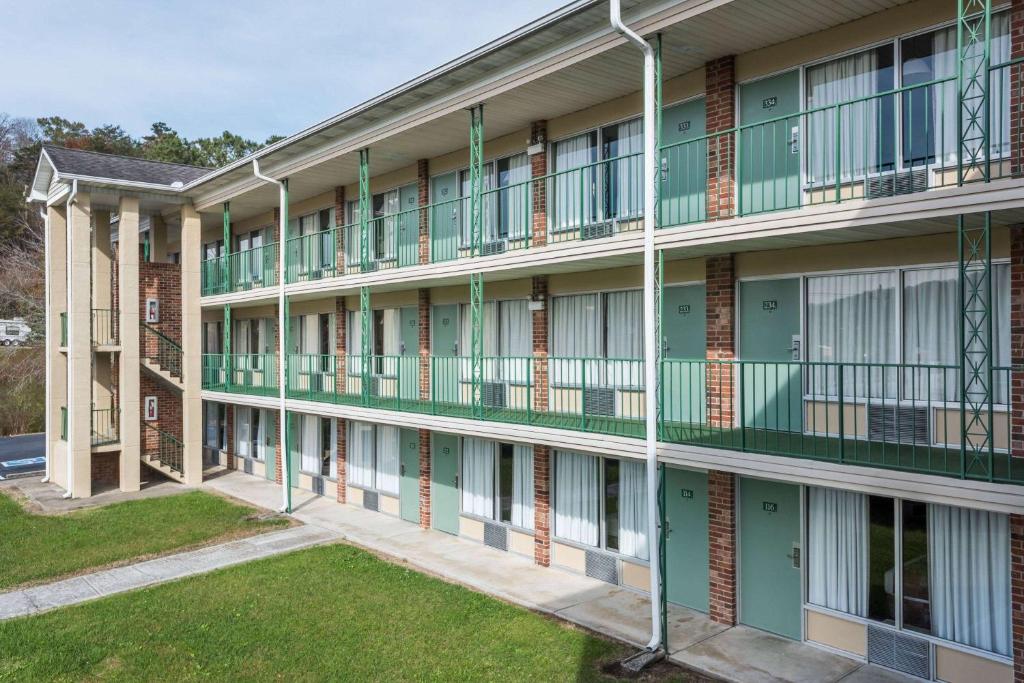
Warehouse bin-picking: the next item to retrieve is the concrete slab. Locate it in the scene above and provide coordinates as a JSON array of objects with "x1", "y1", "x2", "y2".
[
  {"x1": 1, "y1": 477, "x2": 187, "y2": 514},
  {"x1": 555, "y1": 586, "x2": 653, "y2": 646},
  {"x1": 666, "y1": 605, "x2": 730, "y2": 653},
  {"x1": 671, "y1": 625, "x2": 861, "y2": 683},
  {"x1": 837, "y1": 664, "x2": 920, "y2": 682}
]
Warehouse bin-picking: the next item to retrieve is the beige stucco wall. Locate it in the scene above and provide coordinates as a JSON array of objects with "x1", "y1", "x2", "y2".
[
  {"x1": 46, "y1": 204, "x2": 68, "y2": 490},
  {"x1": 805, "y1": 610, "x2": 867, "y2": 657},
  {"x1": 118, "y1": 197, "x2": 142, "y2": 492},
  {"x1": 934, "y1": 644, "x2": 1012, "y2": 683}
]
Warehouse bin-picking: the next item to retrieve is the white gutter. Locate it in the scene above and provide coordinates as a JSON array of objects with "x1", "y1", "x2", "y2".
[
  {"x1": 41, "y1": 207, "x2": 50, "y2": 483},
  {"x1": 610, "y1": 0, "x2": 662, "y2": 654},
  {"x1": 252, "y1": 159, "x2": 290, "y2": 513},
  {"x1": 63, "y1": 179, "x2": 78, "y2": 498}
]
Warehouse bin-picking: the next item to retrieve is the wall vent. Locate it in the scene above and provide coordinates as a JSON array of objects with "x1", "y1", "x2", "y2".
[
  {"x1": 481, "y1": 381, "x2": 507, "y2": 408},
  {"x1": 867, "y1": 404, "x2": 930, "y2": 444},
  {"x1": 581, "y1": 221, "x2": 614, "y2": 241},
  {"x1": 243, "y1": 458, "x2": 253, "y2": 475},
  {"x1": 312, "y1": 476, "x2": 324, "y2": 496},
  {"x1": 585, "y1": 550, "x2": 618, "y2": 584},
  {"x1": 482, "y1": 521, "x2": 508, "y2": 551},
  {"x1": 480, "y1": 240, "x2": 507, "y2": 256},
  {"x1": 583, "y1": 386, "x2": 616, "y2": 417},
  {"x1": 363, "y1": 490, "x2": 379, "y2": 512},
  {"x1": 865, "y1": 168, "x2": 928, "y2": 199},
  {"x1": 866, "y1": 625, "x2": 931, "y2": 680}
]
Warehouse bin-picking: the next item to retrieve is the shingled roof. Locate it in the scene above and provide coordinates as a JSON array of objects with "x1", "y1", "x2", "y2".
[{"x1": 42, "y1": 145, "x2": 211, "y2": 186}]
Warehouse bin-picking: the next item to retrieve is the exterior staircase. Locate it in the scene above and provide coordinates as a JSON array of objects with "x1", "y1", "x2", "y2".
[
  {"x1": 141, "y1": 322, "x2": 184, "y2": 391},
  {"x1": 141, "y1": 423, "x2": 185, "y2": 482}
]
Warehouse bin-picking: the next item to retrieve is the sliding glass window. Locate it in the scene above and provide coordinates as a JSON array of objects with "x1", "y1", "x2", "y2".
[
  {"x1": 346, "y1": 420, "x2": 399, "y2": 495},
  {"x1": 461, "y1": 438, "x2": 534, "y2": 529}
]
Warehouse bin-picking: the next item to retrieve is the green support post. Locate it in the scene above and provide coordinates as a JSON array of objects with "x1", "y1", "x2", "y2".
[
  {"x1": 655, "y1": 250, "x2": 664, "y2": 440},
  {"x1": 957, "y1": 0, "x2": 991, "y2": 185},
  {"x1": 224, "y1": 304, "x2": 232, "y2": 389},
  {"x1": 657, "y1": 462, "x2": 668, "y2": 652},
  {"x1": 359, "y1": 149, "x2": 370, "y2": 270},
  {"x1": 222, "y1": 202, "x2": 230, "y2": 291},
  {"x1": 360, "y1": 285, "x2": 371, "y2": 405},
  {"x1": 469, "y1": 105, "x2": 484, "y2": 257},
  {"x1": 470, "y1": 273, "x2": 483, "y2": 418},
  {"x1": 958, "y1": 212, "x2": 994, "y2": 480}
]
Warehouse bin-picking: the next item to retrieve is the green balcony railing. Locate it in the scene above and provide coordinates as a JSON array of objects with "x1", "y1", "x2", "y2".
[
  {"x1": 286, "y1": 229, "x2": 339, "y2": 283},
  {"x1": 202, "y1": 353, "x2": 226, "y2": 391},
  {"x1": 144, "y1": 423, "x2": 184, "y2": 474},
  {"x1": 91, "y1": 309, "x2": 119, "y2": 346},
  {"x1": 658, "y1": 359, "x2": 1020, "y2": 484},
  {"x1": 546, "y1": 153, "x2": 644, "y2": 245},
  {"x1": 91, "y1": 407, "x2": 119, "y2": 446},
  {"x1": 142, "y1": 322, "x2": 182, "y2": 379},
  {"x1": 202, "y1": 353, "x2": 278, "y2": 396},
  {"x1": 201, "y1": 242, "x2": 278, "y2": 296},
  {"x1": 59, "y1": 312, "x2": 67, "y2": 347},
  {"x1": 60, "y1": 406, "x2": 67, "y2": 441}
]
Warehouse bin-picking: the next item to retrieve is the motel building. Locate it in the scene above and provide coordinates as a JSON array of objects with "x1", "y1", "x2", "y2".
[{"x1": 25, "y1": 0, "x2": 1024, "y2": 680}]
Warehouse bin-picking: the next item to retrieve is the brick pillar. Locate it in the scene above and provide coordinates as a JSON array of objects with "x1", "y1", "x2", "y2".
[
  {"x1": 225, "y1": 404, "x2": 235, "y2": 470},
  {"x1": 529, "y1": 121, "x2": 548, "y2": 247},
  {"x1": 708, "y1": 470, "x2": 737, "y2": 625},
  {"x1": 705, "y1": 56, "x2": 736, "y2": 221},
  {"x1": 706, "y1": 255, "x2": 736, "y2": 427},
  {"x1": 336, "y1": 296, "x2": 347, "y2": 392},
  {"x1": 334, "y1": 186, "x2": 346, "y2": 272},
  {"x1": 531, "y1": 276, "x2": 549, "y2": 414},
  {"x1": 1012, "y1": 513, "x2": 1024, "y2": 683},
  {"x1": 275, "y1": 419, "x2": 283, "y2": 484},
  {"x1": 533, "y1": 444, "x2": 551, "y2": 566},
  {"x1": 418, "y1": 159, "x2": 430, "y2": 264},
  {"x1": 419, "y1": 288, "x2": 431, "y2": 401},
  {"x1": 418, "y1": 428, "x2": 431, "y2": 528},
  {"x1": 336, "y1": 419, "x2": 347, "y2": 503},
  {"x1": 1011, "y1": 0, "x2": 1024, "y2": 177}
]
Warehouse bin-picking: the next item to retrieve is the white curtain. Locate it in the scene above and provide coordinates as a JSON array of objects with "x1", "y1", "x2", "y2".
[
  {"x1": 347, "y1": 421, "x2": 375, "y2": 488},
  {"x1": 300, "y1": 414, "x2": 320, "y2": 474},
  {"x1": 618, "y1": 459, "x2": 648, "y2": 560},
  {"x1": 605, "y1": 290, "x2": 643, "y2": 387},
  {"x1": 501, "y1": 300, "x2": 531, "y2": 384},
  {"x1": 511, "y1": 444, "x2": 534, "y2": 530},
  {"x1": 461, "y1": 437, "x2": 495, "y2": 518},
  {"x1": 553, "y1": 450, "x2": 599, "y2": 546},
  {"x1": 806, "y1": 272, "x2": 898, "y2": 398},
  {"x1": 807, "y1": 487, "x2": 868, "y2": 616},
  {"x1": 376, "y1": 190, "x2": 399, "y2": 262},
  {"x1": 610, "y1": 119, "x2": 643, "y2": 220},
  {"x1": 550, "y1": 294, "x2": 602, "y2": 386},
  {"x1": 928, "y1": 504, "x2": 1010, "y2": 656},
  {"x1": 253, "y1": 409, "x2": 266, "y2": 461},
  {"x1": 552, "y1": 133, "x2": 597, "y2": 231},
  {"x1": 236, "y1": 407, "x2": 251, "y2": 458},
  {"x1": 806, "y1": 49, "x2": 881, "y2": 183},
  {"x1": 375, "y1": 425, "x2": 400, "y2": 495},
  {"x1": 380, "y1": 308, "x2": 401, "y2": 376},
  {"x1": 502, "y1": 154, "x2": 531, "y2": 240},
  {"x1": 347, "y1": 310, "x2": 363, "y2": 376}
]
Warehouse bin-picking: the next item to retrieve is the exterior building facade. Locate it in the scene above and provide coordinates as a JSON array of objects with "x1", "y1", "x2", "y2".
[{"x1": 27, "y1": 0, "x2": 1024, "y2": 680}]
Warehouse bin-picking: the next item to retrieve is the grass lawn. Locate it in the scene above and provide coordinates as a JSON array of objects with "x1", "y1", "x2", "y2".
[
  {"x1": 0, "y1": 544, "x2": 671, "y2": 682},
  {"x1": 0, "y1": 490, "x2": 288, "y2": 590}
]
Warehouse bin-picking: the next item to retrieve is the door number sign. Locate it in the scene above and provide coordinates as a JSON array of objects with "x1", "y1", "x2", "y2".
[
  {"x1": 762, "y1": 96, "x2": 777, "y2": 110},
  {"x1": 762, "y1": 501, "x2": 778, "y2": 513},
  {"x1": 680, "y1": 488, "x2": 694, "y2": 499},
  {"x1": 762, "y1": 300, "x2": 778, "y2": 312},
  {"x1": 677, "y1": 304, "x2": 691, "y2": 315}
]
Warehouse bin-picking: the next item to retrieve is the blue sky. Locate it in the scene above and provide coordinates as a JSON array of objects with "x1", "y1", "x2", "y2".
[{"x1": 2, "y1": 0, "x2": 567, "y2": 142}]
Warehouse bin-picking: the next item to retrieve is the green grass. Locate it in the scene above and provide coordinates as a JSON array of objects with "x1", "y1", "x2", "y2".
[
  {"x1": 0, "y1": 544, "x2": 632, "y2": 682},
  {"x1": 0, "y1": 490, "x2": 287, "y2": 590}
]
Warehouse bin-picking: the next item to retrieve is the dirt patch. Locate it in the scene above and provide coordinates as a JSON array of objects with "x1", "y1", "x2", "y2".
[{"x1": 600, "y1": 656, "x2": 720, "y2": 682}]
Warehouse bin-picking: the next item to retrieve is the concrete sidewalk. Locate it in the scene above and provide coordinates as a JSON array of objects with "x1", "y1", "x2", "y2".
[
  {"x1": 205, "y1": 471, "x2": 914, "y2": 683},
  {"x1": 0, "y1": 524, "x2": 337, "y2": 621}
]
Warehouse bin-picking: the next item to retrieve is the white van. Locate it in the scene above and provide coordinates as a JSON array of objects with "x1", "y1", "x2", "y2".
[{"x1": 0, "y1": 319, "x2": 31, "y2": 346}]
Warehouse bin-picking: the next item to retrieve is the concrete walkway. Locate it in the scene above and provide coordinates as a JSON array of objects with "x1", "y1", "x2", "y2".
[
  {"x1": 205, "y1": 471, "x2": 914, "y2": 683},
  {"x1": 0, "y1": 524, "x2": 337, "y2": 621}
]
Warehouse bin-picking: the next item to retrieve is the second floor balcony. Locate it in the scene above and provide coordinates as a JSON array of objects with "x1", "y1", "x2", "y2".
[{"x1": 201, "y1": 242, "x2": 279, "y2": 297}]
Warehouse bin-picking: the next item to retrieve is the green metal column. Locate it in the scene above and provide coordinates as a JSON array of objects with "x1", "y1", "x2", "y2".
[
  {"x1": 657, "y1": 463, "x2": 668, "y2": 651},
  {"x1": 360, "y1": 285, "x2": 371, "y2": 405},
  {"x1": 958, "y1": 212, "x2": 994, "y2": 480},
  {"x1": 222, "y1": 201, "x2": 230, "y2": 291},
  {"x1": 359, "y1": 149, "x2": 370, "y2": 270},
  {"x1": 470, "y1": 273, "x2": 483, "y2": 418},
  {"x1": 224, "y1": 304, "x2": 232, "y2": 387},
  {"x1": 469, "y1": 105, "x2": 484, "y2": 257},
  {"x1": 958, "y1": 0, "x2": 992, "y2": 184}
]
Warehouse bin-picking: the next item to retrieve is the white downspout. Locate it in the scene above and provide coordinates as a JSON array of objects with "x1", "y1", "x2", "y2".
[
  {"x1": 63, "y1": 179, "x2": 78, "y2": 498},
  {"x1": 252, "y1": 159, "x2": 290, "y2": 513},
  {"x1": 41, "y1": 206, "x2": 50, "y2": 483},
  {"x1": 610, "y1": 0, "x2": 661, "y2": 653}
]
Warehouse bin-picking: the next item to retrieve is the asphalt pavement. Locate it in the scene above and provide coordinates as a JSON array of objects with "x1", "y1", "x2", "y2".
[{"x1": 0, "y1": 433, "x2": 45, "y2": 479}]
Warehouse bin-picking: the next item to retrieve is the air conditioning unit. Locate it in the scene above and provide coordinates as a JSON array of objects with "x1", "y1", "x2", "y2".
[
  {"x1": 369, "y1": 376, "x2": 382, "y2": 397},
  {"x1": 581, "y1": 221, "x2": 614, "y2": 241},
  {"x1": 481, "y1": 381, "x2": 507, "y2": 408},
  {"x1": 243, "y1": 458, "x2": 253, "y2": 475},
  {"x1": 867, "y1": 404, "x2": 930, "y2": 445},
  {"x1": 480, "y1": 240, "x2": 507, "y2": 256},
  {"x1": 583, "y1": 386, "x2": 616, "y2": 417},
  {"x1": 585, "y1": 550, "x2": 618, "y2": 584},
  {"x1": 867, "y1": 625, "x2": 931, "y2": 680},
  {"x1": 865, "y1": 168, "x2": 929, "y2": 199},
  {"x1": 312, "y1": 476, "x2": 324, "y2": 496},
  {"x1": 361, "y1": 260, "x2": 379, "y2": 273},
  {"x1": 363, "y1": 490, "x2": 379, "y2": 511},
  {"x1": 482, "y1": 521, "x2": 508, "y2": 551}
]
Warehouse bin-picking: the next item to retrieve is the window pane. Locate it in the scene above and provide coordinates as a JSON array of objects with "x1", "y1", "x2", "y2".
[
  {"x1": 867, "y1": 495, "x2": 896, "y2": 625},
  {"x1": 553, "y1": 450, "x2": 599, "y2": 546},
  {"x1": 498, "y1": 443, "x2": 514, "y2": 524},
  {"x1": 603, "y1": 458, "x2": 620, "y2": 552},
  {"x1": 320, "y1": 418, "x2": 332, "y2": 477},
  {"x1": 901, "y1": 500, "x2": 931, "y2": 635},
  {"x1": 807, "y1": 487, "x2": 868, "y2": 616}
]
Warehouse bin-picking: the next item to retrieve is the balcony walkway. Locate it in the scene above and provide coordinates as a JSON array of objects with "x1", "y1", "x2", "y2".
[{"x1": 204, "y1": 470, "x2": 914, "y2": 683}]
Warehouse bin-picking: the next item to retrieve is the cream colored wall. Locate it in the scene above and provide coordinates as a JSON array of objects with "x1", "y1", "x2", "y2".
[
  {"x1": 934, "y1": 644, "x2": 1012, "y2": 683},
  {"x1": 430, "y1": 278, "x2": 532, "y2": 305},
  {"x1": 343, "y1": 164, "x2": 420, "y2": 202},
  {"x1": 548, "y1": 259, "x2": 703, "y2": 295},
  {"x1": 289, "y1": 299, "x2": 336, "y2": 316},
  {"x1": 804, "y1": 610, "x2": 867, "y2": 657}
]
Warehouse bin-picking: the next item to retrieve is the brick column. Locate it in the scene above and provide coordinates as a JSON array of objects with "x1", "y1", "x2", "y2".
[
  {"x1": 336, "y1": 419, "x2": 347, "y2": 503},
  {"x1": 225, "y1": 404, "x2": 235, "y2": 470},
  {"x1": 706, "y1": 255, "x2": 736, "y2": 427},
  {"x1": 708, "y1": 470, "x2": 737, "y2": 625},
  {"x1": 533, "y1": 444, "x2": 551, "y2": 566},
  {"x1": 417, "y1": 159, "x2": 430, "y2": 264},
  {"x1": 1011, "y1": 0, "x2": 1024, "y2": 178},
  {"x1": 705, "y1": 56, "x2": 736, "y2": 221},
  {"x1": 1012, "y1": 513, "x2": 1024, "y2": 683},
  {"x1": 334, "y1": 186, "x2": 346, "y2": 272},
  {"x1": 418, "y1": 428, "x2": 431, "y2": 528},
  {"x1": 529, "y1": 121, "x2": 548, "y2": 247},
  {"x1": 275, "y1": 420, "x2": 283, "y2": 484},
  {"x1": 336, "y1": 296, "x2": 347, "y2": 392},
  {"x1": 531, "y1": 276, "x2": 549, "y2": 414},
  {"x1": 419, "y1": 288, "x2": 431, "y2": 401}
]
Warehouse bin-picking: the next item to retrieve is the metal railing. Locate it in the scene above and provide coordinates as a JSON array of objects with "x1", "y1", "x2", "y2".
[
  {"x1": 59, "y1": 312, "x2": 67, "y2": 347},
  {"x1": 91, "y1": 309, "x2": 119, "y2": 346},
  {"x1": 60, "y1": 406, "x2": 67, "y2": 440},
  {"x1": 201, "y1": 242, "x2": 279, "y2": 296},
  {"x1": 144, "y1": 423, "x2": 184, "y2": 474},
  {"x1": 546, "y1": 153, "x2": 644, "y2": 244},
  {"x1": 202, "y1": 353, "x2": 226, "y2": 391},
  {"x1": 287, "y1": 229, "x2": 339, "y2": 283},
  {"x1": 141, "y1": 323, "x2": 182, "y2": 379},
  {"x1": 91, "y1": 407, "x2": 119, "y2": 446},
  {"x1": 344, "y1": 208, "x2": 422, "y2": 274}
]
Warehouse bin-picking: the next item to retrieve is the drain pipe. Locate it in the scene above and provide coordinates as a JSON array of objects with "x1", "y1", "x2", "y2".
[
  {"x1": 63, "y1": 179, "x2": 78, "y2": 499},
  {"x1": 41, "y1": 206, "x2": 50, "y2": 483},
  {"x1": 610, "y1": 0, "x2": 662, "y2": 655},
  {"x1": 252, "y1": 159, "x2": 290, "y2": 513}
]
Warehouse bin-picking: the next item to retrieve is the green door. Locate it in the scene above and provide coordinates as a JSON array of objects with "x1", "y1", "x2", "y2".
[
  {"x1": 739, "y1": 477, "x2": 802, "y2": 639},
  {"x1": 738, "y1": 71, "x2": 801, "y2": 214},
  {"x1": 430, "y1": 172, "x2": 459, "y2": 262},
  {"x1": 399, "y1": 306, "x2": 420, "y2": 401},
  {"x1": 431, "y1": 432, "x2": 460, "y2": 535},
  {"x1": 664, "y1": 467, "x2": 709, "y2": 612},
  {"x1": 662, "y1": 284, "x2": 707, "y2": 431},
  {"x1": 660, "y1": 98, "x2": 707, "y2": 227},
  {"x1": 399, "y1": 428, "x2": 420, "y2": 523},
  {"x1": 739, "y1": 278, "x2": 802, "y2": 434},
  {"x1": 265, "y1": 411, "x2": 277, "y2": 481},
  {"x1": 431, "y1": 304, "x2": 460, "y2": 406},
  {"x1": 398, "y1": 183, "x2": 419, "y2": 268}
]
